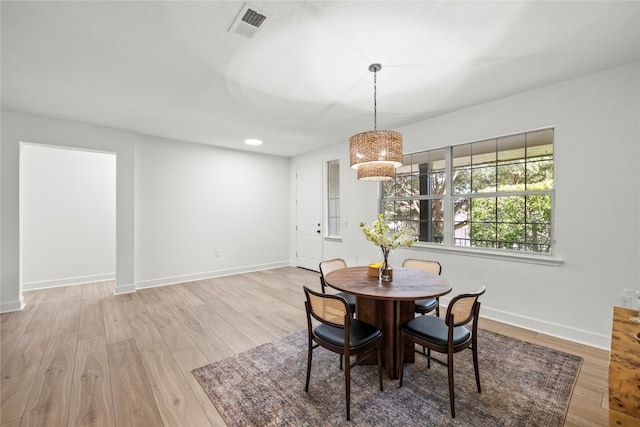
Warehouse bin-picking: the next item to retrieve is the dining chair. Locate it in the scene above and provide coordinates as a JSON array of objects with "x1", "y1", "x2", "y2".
[
  {"x1": 303, "y1": 286, "x2": 384, "y2": 421},
  {"x1": 319, "y1": 258, "x2": 356, "y2": 315},
  {"x1": 402, "y1": 259, "x2": 442, "y2": 317},
  {"x1": 398, "y1": 286, "x2": 486, "y2": 418}
]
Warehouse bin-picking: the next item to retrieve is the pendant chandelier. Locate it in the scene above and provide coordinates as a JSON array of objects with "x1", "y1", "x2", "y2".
[{"x1": 349, "y1": 63, "x2": 403, "y2": 181}]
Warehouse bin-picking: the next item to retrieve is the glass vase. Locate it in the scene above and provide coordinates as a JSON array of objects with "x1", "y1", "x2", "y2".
[
  {"x1": 379, "y1": 247, "x2": 393, "y2": 282},
  {"x1": 624, "y1": 287, "x2": 640, "y2": 323}
]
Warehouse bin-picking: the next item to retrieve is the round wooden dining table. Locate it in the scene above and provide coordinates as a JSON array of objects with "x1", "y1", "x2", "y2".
[{"x1": 324, "y1": 266, "x2": 452, "y2": 379}]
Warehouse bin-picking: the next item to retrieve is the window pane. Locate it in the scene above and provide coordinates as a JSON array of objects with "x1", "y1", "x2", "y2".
[
  {"x1": 496, "y1": 195, "x2": 526, "y2": 248},
  {"x1": 452, "y1": 144, "x2": 472, "y2": 167},
  {"x1": 471, "y1": 197, "x2": 497, "y2": 222},
  {"x1": 525, "y1": 195, "x2": 551, "y2": 252},
  {"x1": 418, "y1": 198, "x2": 444, "y2": 243},
  {"x1": 454, "y1": 197, "x2": 470, "y2": 247},
  {"x1": 497, "y1": 134, "x2": 525, "y2": 161},
  {"x1": 425, "y1": 149, "x2": 446, "y2": 171},
  {"x1": 328, "y1": 199, "x2": 337, "y2": 217},
  {"x1": 382, "y1": 200, "x2": 394, "y2": 216},
  {"x1": 469, "y1": 197, "x2": 498, "y2": 249},
  {"x1": 526, "y1": 157, "x2": 553, "y2": 188},
  {"x1": 497, "y1": 196, "x2": 525, "y2": 223},
  {"x1": 407, "y1": 151, "x2": 430, "y2": 170},
  {"x1": 381, "y1": 176, "x2": 395, "y2": 198},
  {"x1": 472, "y1": 139, "x2": 497, "y2": 165},
  {"x1": 525, "y1": 223, "x2": 551, "y2": 253},
  {"x1": 383, "y1": 173, "x2": 417, "y2": 198},
  {"x1": 407, "y1": 174, "x2": 420, "y2": 196},
  {"x1": 328, "y1": 160, "x2": 339, "y2": 180},
  {"x1": 526, "y1": 129, "x2": 553, "y2": 189},
  {"x1": 497, "y1": 160, "x2": 525, "y2": 188},
  {"x1": 497, "y1": 223, "x2": 525, "y2": 250},
  {"x1": 382, "y1": 200, "x2": 413, "y2": 221},
  {"x1": 471, "y1": 165, "x2": 496, "y2": 192},
  {"x1": 328, "y1": 218, "x2": 339, "y2": 237},
  {"x1": 526, "y1": 129, "x2": 554, "y2": 155},
  {"x1": 328, "y1": 178, "x2": 339, "y2": 198},
  {"x1": 421, "y1": 166, "x2": 446, "y2": 195},
  {"x1": 525, "y1": 195, "x2": 551, "y2": 223},
  {"x1": 453, "y1": 167, "x2": 471, "y2": 194}
]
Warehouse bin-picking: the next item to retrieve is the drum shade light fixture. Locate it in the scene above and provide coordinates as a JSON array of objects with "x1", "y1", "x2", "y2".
[
  {"x1": 349, "y1": 63, "x2": 403, "y2": 181},
  {"x1": 357, "y1": 162, "x2": 396, "y2": 181}
]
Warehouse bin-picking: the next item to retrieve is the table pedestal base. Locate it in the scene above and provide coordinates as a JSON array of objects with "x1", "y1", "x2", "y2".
[{"x1": 356, "y1": 296, "x2": 416, "y2": 379}]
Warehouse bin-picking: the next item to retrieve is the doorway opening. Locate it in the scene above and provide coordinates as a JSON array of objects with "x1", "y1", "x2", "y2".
[{"x1": 19, "y1": 143, "x2": 117, "y2": 293}]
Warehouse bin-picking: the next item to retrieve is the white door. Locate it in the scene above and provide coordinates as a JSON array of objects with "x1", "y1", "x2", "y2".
[{"x1": 296, "y1": 162, "x2": 323, "y2": 271}]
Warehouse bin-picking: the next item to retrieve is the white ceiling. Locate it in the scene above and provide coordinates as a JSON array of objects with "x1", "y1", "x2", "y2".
[{"x1": 2, "y1": 1, "x2": 639, "y2": 157}]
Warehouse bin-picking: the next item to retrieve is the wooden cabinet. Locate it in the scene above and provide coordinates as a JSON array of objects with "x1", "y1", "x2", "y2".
[{"x1": 609, "y1": 306, "x2": 640, "y2": 421}]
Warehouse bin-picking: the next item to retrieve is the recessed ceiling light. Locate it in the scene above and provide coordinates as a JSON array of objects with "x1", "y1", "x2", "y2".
[{"x1": 244, "y1": 138, "x2": 263, "y2": 146}]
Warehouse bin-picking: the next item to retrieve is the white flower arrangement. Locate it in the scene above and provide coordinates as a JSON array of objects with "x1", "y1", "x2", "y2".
[
  {"x1": 359, "y1": 213, "x2": 417, "y2": 250},
  {"x1": 360, "y1": 214, "x2": 416, "y2": 280}
]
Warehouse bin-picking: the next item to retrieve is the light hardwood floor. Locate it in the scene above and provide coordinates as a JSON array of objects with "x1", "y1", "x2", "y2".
[{"x1": 1, "y1": 267, "x2": 613, "y2": 426}]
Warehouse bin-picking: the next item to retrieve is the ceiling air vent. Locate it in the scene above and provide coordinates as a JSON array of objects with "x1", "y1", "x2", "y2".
[{"x1": 228, "y1": 3, "x2": 270, "y2": 40}]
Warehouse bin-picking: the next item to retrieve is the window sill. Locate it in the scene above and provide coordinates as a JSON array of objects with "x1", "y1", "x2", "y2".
[
  {"x1": 324, "y1": 236, "x2": 342, "y2": 242},
  {"x1": 411, "y1": 243, "x2": 563, "y2": 266}
]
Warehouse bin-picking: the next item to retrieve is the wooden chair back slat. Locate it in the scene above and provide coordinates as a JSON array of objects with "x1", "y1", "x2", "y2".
[{"x1": 402, "y1": 259, "x2": 442, "y2": 275}]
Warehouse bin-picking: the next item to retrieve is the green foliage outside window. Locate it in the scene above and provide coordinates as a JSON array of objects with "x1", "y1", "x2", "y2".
[{"x1": 467, "y1": 183, "x2": 552, "y2": 251}]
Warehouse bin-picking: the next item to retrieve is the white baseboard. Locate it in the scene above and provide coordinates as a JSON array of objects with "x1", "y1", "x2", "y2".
[
  {"x1": 22, "y1": 273, "x2": 116, "y2": 291},
  {"x1": 473, "y1": 305, "x2": 609, "y2": 350},
  {"x1": 134, "y1": 261, "x2": 291, "y2": 290},
  {"x1": 0, "y1": 297, "x2": 25, "y2": 313},
  {"x1": 114, "y1": 283, "x2": 136, "y2": 295}
]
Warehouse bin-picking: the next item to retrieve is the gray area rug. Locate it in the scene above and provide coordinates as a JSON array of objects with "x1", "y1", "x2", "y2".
[{"x1": 192, "y1": 329, "x2": 582, "y2": 426}]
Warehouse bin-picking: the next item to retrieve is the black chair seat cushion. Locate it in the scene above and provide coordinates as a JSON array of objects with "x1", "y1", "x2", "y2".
[
  {"x1": 415, "y1": 298, "x2": 438, "y2": 311},
  {"x1": 314, "y1": 319, "x2": 382, "y2": 348},
  {"x1": 402, "y1": 315, "x2": 471, "y2": 347},
  {"x1": 337, "y1": 292, "x2": 356, "y2": 310}
]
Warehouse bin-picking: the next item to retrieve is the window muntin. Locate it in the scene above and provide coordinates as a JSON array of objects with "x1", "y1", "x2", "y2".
[{"x1": 382, "y1": 128, "x2": 554, "y2": 253}]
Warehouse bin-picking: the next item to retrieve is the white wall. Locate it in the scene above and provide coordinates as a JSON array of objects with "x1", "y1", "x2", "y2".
[
  {"x1": 134, "y1": 134, "x2": 291, "y2": 288},
  {"x1": 291, "y1": 62, "x2": 640, "y2": 349},
  {"x1": 20, "y1": 144, "x2": 116, "y2": 289}
]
